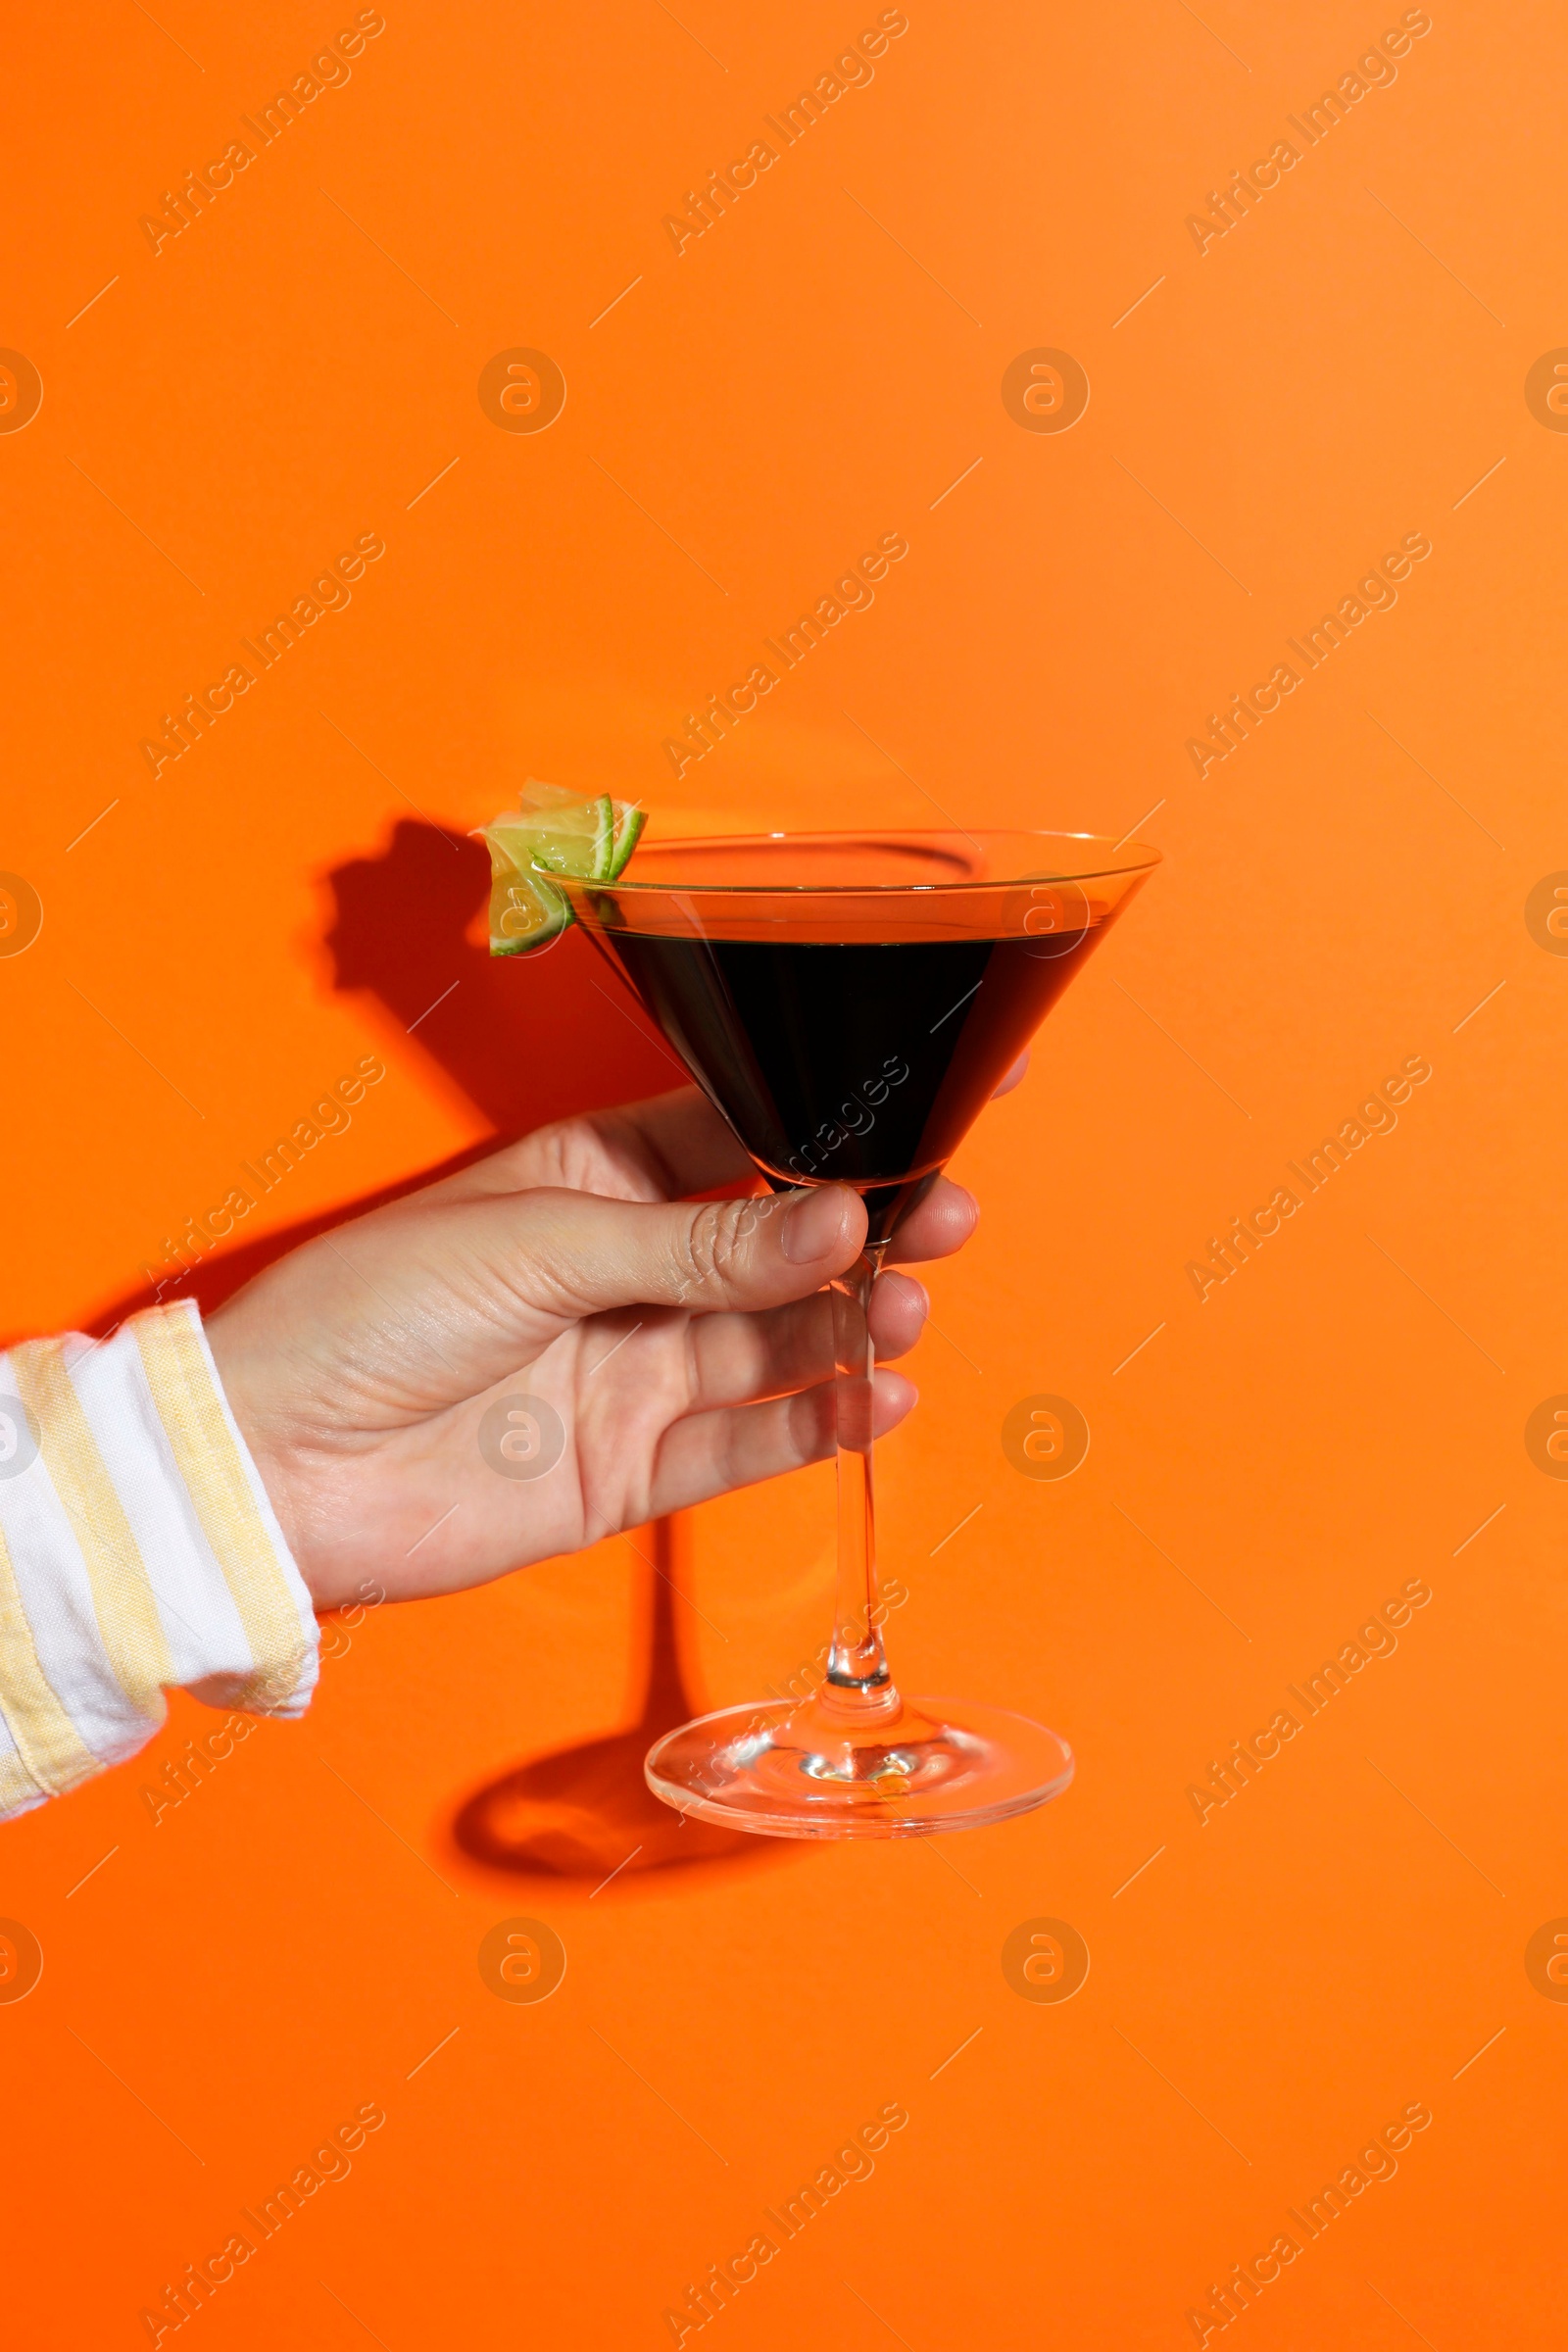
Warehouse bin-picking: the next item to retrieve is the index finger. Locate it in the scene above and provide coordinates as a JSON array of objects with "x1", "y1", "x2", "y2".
[
  {"x1": 595, "y1": 1086, "x2": 758, "y2": 1197},
  {"x1": 422, "y1": 1085, "x2": 755, "y2": 1211}
]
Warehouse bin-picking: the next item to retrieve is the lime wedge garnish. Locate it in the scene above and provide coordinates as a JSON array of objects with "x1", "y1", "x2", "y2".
[
  {"x1": 525, "y1": 795, "x2": 615, "y2": 881},
  {"x1": 516, "y1": 779, "x2": 587, "y2": 812},
  {"x1": 483, "y1": 839, "x2": 571, "y2": 957},
  {"x1": 480, "y1": 787, "x2": 644, "y2": 956},
  {"x1": 607, "y1": 803, "x2": 645, "y2": 878}
]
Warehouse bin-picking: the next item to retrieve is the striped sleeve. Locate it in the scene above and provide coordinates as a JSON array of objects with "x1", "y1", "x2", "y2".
[{"x1": 0, "y1": 1300, "x2": 318, "y2": 1821}]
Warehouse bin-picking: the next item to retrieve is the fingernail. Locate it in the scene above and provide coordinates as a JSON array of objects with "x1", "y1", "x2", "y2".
[{"x1": 782, "y1": 1186, "x2": 850, "y2": 1263}]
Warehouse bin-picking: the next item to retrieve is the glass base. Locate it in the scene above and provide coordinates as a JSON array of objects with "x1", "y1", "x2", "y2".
[{"x1": 644, "y1": 1690, "x2": 1074, "y2": 1840}]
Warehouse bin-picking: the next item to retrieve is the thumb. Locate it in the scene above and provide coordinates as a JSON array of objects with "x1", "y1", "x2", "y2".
[{"x1": 483, "y1": 1181, "x2": 868, "y2": 1319}]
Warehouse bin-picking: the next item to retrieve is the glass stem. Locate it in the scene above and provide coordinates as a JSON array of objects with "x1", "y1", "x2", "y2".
[{"x1": 821, "y1": 1242, "x2": 901, "y2": 1722}]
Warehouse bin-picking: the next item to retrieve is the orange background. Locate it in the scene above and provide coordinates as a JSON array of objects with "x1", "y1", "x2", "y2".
[{"x1": 3, "y1": 0, "x2": 1564, "y2": 2343}]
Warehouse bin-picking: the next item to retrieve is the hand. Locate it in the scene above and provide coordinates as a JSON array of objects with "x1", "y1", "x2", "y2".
[{"x1": 206, "y1": 1082, "x2": 1006, "y2": 1608}]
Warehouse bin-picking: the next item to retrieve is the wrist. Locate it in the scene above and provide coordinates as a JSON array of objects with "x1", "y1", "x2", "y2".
[{"x1": 204, "y1": 1304, "x2": 318, "y2": 1600}]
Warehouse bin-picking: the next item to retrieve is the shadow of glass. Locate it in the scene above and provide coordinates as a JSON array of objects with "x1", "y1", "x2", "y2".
[
  {"x1": 448, "y1": 1521, "x2": 772, "y2": 1890},
  {"x1": 77, "y1": 819, "x2": 678, "y2": 1335},
  {"x1": 323, "y1": 818, "x2": 687, "y2": 1136}
]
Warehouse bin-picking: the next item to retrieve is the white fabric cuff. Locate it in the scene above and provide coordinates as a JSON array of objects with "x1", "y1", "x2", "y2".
[{"x1": 0, "y1": 1300, "x2": 318, "y2": 1820}]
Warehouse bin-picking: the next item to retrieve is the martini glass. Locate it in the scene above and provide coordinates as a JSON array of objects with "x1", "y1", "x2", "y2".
[{"x1": 549, "y1": 829, "x2": 1157, "y2": 1838}]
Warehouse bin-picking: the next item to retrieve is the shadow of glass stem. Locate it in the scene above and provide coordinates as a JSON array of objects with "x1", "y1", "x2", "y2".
[{"x1": 450, "y1": 1520, "x2": 768, "y2": 1883}]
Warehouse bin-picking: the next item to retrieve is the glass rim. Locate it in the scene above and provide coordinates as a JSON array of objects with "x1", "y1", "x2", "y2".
[{"x1": 536, "y1": 825, "x2": 1162, "y2": 896}]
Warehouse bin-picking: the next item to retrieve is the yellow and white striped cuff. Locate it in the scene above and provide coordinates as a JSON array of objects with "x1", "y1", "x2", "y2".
[{"x1": 0, "y1": 1300, "x2": 318, "y2": 1820}]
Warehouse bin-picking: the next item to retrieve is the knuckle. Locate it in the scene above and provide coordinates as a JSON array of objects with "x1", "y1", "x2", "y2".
[{"x1": 677, "y1": 1200, "x2": 757, "y2": 1298}]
